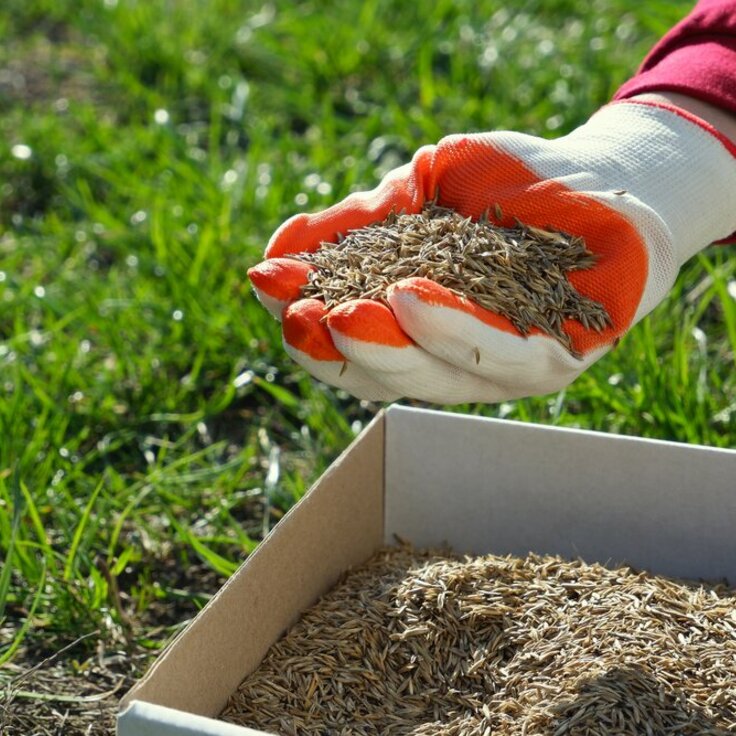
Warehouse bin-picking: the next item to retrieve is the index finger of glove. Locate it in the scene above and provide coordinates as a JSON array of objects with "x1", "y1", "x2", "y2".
[{"x1": 265, "y1": 148, "x2": 434, "y2": 259}]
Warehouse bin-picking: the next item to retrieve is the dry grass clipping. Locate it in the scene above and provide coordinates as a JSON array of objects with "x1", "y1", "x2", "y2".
[
  {"x1": 221, "y1": 545, "x2": 736, "y2": 735},
  {"x1": 297, "y1": 204, "x2": 612, "y2": 358}
]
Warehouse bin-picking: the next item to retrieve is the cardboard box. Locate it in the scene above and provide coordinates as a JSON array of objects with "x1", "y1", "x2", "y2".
[{"x1": 117, "y1": 405, "x2": 736, "y2": 735}]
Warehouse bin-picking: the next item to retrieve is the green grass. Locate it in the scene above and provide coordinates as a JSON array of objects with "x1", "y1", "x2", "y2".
[{"x1": 0, "y1": 0, "x2": 734, "y2": 718}]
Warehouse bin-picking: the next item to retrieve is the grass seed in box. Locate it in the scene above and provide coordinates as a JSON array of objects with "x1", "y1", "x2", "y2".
[{"x1": 221, "y1": 544, "x2": 736, "y2": 736}]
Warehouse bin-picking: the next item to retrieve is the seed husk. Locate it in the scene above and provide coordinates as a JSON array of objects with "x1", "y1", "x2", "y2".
[
  {"x1": 221, "y1": 545, "x2": 736, "y2": 735},
  {"x1": 296, "y1": 203, "x2": 613, "y2": 358}
]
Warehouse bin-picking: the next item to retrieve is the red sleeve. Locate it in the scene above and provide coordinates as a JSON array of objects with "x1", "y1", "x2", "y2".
[{"x1": 613, "y1": 0, "x2": 736, "y2": 114}]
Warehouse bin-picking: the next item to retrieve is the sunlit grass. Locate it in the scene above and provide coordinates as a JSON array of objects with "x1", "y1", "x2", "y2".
[{"x1": 2, "y1": 0, "x2": 732, "y2": 683}]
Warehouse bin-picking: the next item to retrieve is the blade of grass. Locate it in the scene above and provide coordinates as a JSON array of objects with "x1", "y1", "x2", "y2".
[
  {"x1": 18, "y1": 478, "x2": 51, "y2": 554},
  {"x1": 63, "y1": 476, "x2": 105, "y2": 582},
  {"x1": 0, "y1": 561, "x2": 47, "y2": 666},
  {"x1": 185, "y1": 533, "x2": 239, "y2": 577},
  {"x1": 704, "y1": 259, "x2": 736, "y2": 356},
  {"x1": 165, "y1": 513, "x2": 239, "y2": 577},
  {"x1": 253, "y1": 377, "x2": 301, "y2": 410},
  {"x1": 0, "y1": 467, "x2": 24, "y2": 623}
]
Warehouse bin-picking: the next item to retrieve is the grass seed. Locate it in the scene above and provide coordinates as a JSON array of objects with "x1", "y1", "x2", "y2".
[
  {"x1": 296, "y1": 203, "x2": 612, "y2": 358},
  {"x1": 221, "y1": 545, "x2": 736, "y2": 735}
]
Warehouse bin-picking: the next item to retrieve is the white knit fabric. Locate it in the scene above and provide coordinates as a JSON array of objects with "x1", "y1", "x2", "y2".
[
  {"x1": 283, "y1": 343, "x2": 400, "y2": 402},
  {"x1": 330, "y1": 328, "x2": 513, "y2": 403},
  {"x1": 254, "y1": 288, "x2": 286, "y2": 321}
]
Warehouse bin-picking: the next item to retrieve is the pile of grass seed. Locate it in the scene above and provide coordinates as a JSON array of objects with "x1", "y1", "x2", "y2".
[
  {"x1": 221, "y1": 545, "x2": 736, "y2": 736},
  {"x1": 297, "y1": 203, "x2": 611, "y2": 358}
]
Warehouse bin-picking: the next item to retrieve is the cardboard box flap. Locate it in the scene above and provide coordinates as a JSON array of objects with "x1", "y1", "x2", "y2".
[
  {"x1": 121, "y1": 410, "x2": 386, "y2": 717},
  {"x1": 384, "y1": 406, "x2": 736, "y2": 581}
]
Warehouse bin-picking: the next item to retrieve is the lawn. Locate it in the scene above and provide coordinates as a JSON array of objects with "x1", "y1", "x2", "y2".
[{"x1": 0, "y1": 0, "x2": 733, "y2": 733}]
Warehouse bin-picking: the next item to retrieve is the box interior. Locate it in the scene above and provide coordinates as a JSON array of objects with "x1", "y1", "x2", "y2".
[
  {"x1": 385, "y1": 407, "x2": 736, "y2": 581},
  {"x1": 119, "y1": 405, "x2": 736, "y2": 735}
]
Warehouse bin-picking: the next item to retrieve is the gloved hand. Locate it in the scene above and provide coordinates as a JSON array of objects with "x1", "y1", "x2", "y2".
[{"x1": 249, "y1": 101, "x2": 736, "y2": 403}]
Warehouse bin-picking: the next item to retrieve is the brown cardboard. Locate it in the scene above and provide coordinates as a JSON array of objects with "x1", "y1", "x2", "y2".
[
  {"x1": 119, "y1": 405, "x2": 736, "y2": 736},
  {"x1": 120, "y1": 409, "x2": 385, "y2": 717}
]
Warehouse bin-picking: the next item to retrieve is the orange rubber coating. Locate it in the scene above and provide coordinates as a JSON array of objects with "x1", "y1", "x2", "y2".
[
  {"x1": 282, "y1": 298, "x2": 344, "y2": 361},
  {"x1": 327, "y1": 299, "x2": 413, "y2": 347},
  {"x1": 248, "y1": 258, "x2": 314, "y2": 302}
]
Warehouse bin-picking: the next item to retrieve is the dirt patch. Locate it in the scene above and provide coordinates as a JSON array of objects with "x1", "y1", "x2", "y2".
[
  {"x1": 0, "y1": 635, "x2": 144, "y2": 736},
  {"x1": 0, "y1": 555, "x2": 228, "y2": 735}
]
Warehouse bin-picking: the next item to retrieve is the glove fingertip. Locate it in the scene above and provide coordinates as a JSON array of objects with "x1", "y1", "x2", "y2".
[
  {"x1": 327, "y1": 300, "x2": 413, "y2": 348},
  {"x1": 249, "y1": 256, "x2": 312, "y2": 292},
  {"x1": 282, "y1": 299, "x2": 344, "y2": 362}
]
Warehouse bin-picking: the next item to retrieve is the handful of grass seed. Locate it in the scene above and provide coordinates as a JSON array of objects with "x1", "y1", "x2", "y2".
[
  {"x1": 297, "y1": 203, "x2": 612, "y2": 357},
  {"x1": 221, "y1": 545, "x2": 736, "y2": 735}
]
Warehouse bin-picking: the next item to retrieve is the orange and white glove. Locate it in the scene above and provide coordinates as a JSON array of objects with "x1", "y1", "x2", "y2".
[{"x1": 249, "y1": 101, "x2": 736, "y2": 404}]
